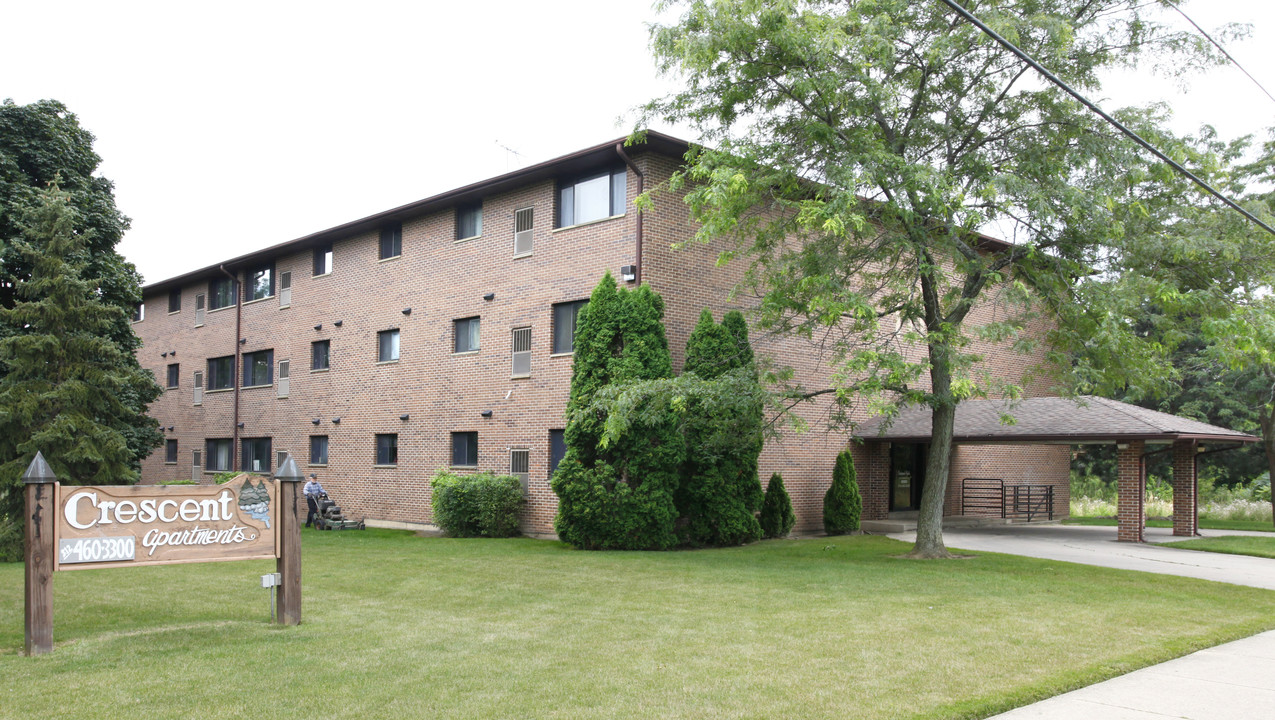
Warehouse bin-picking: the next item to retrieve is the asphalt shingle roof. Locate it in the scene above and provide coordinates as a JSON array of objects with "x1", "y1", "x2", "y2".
[{"x1": 852, "y1": 396, "x2": 1257, "y2": 444}]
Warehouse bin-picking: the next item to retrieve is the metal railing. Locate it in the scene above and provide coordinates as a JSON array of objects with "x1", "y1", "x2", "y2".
[{"x1": 961, "y1": 478, "x2": 1055, "y2": 521}]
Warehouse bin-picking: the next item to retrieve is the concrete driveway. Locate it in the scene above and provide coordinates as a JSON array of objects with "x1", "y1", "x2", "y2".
[{"x1": 887, "y1": 523, "x2": 1275, "y2": 590}]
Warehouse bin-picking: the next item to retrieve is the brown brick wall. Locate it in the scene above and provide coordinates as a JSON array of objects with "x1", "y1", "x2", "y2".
[{"x1": 135, "y1": 145, "x2": 1070, "y2": 536}]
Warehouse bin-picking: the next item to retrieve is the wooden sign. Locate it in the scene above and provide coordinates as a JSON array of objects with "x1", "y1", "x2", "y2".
[
  {"x1": 24, "y1": 453, "x2": 305, "y2": 656},
  {"x1": 55, "y1": 476, "x2": 278, "y2": 570}
]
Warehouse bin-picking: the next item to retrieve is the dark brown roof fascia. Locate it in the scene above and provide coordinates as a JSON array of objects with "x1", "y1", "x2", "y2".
[
  {"x1": 142, "y1": 131, "x2": 691, "y2": 294},
  {"x1": 858, "y1": 431, "x2": 1258, "y2": 445}
]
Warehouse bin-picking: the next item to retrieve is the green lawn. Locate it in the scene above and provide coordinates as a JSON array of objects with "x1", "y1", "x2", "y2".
[
  {"x1": 4, "y1": 530, "x2": 1275, "y2": 720},
  {"x1": 1064, "y1": 516, "x2": 1275, "y2": 532},
  {"x1": 1158, "y1": 535, "x2": 1275, "y2": 559}
]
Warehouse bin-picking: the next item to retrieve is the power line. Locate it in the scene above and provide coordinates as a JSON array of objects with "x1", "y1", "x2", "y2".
[
  {"x1": 936, "y1": 0, "x2": 1275, "y2": 238},
  {"x1": 1170, "y1": 4, "x2": 1275, "y2": 108}
]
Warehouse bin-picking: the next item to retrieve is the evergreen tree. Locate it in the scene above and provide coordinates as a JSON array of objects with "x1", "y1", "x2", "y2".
[
  {"x1": 721, "y1": 310, "x2": 754, "y2": 368},
  {"x1": 552, "y1": 273, "x2": 682, "y2": 550},
  {"x1": 824, "y1": 449, "x2": 862, "y2": 535},
  {"x1": 0, "y1": 99, "x2": 160, "y2": 475},
  {"x1": 679, "y1": 308, "x2": 763, "y2": 546},
  {"x1": 759, "y1": 472, "x2": 795, "y2": 539},
  {"x1": 0, "y1": 186, "x2": 161, "y2": 559}
]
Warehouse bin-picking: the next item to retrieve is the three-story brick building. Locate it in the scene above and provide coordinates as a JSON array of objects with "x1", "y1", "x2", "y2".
[{"x1": 134, "y1": 131, "x2": 1070, "y2": 535}]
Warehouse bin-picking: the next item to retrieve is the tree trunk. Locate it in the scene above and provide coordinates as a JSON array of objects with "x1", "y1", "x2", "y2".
[
  {"x1": 909, "y1": 343, "x2": 956, "y2": 559},
  {"x1": 1262, "y1": 410, "x2": 1275, "y2": 530}
]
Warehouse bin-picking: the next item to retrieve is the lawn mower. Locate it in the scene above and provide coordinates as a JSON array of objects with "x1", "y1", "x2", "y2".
[{"x1": 312, "y1": 491, "x2": 366, "y2": 531}]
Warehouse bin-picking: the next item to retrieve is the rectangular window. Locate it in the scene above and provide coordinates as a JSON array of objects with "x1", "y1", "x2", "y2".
[
  {"x1": 246, "y1": 263, "x2": 274, "y2": 302},
  {"x1": 451, "y1": 431, "x2": 478, "y2": 467},
  {"x1": 552, "y1": 300, "x2": 588, "y2": 354},
  {"x1": 379, "y1": 222, "x2": 402, "y2": 259},
  {"x1": 454, "y1": 317, "x2": 480, "y2": 353},
  {"x1": 313, "y1": 243, "x2": 333, "y2": 276},
  {"x1": 209, "y1": 277, "x2": 236, "y2": 310},
  {"x1": 241, "y1": 437, "x2": 272, "y2": 473},
  {"x1": 312, "y1": 340, "x2": 330, "y2": 371},
  {"x1": 165, "y1": 439, "x2": 178, "y2": 464},
  {"x1": 511, "y1": 327, "x2": 531, "y2": 377},
  {"x1": 310, "y1": 435, "x2": 329, "y2": 465},
  {"x1": 549, "y1": 429, "x2": 567, "y2": 477},
  {"x1": 557, "y1": 167, "x2": 626, "y2": 228},
  {"x1": 375, "y1": 434, "x2": 398, "y2": 466},
  {"x1": 166, "y1": 363, "x2": 180, "y2": 389},
  {"x1": 242, "y1": 350, "x2": 274, "y2": 387},
  {"x1": 132, "y1": 303, "x2": 144, "y2": 322},
  {"x1": 378, "y1": 329, "x2": 400, "y2": 362},
  {"x1": 206, "y1": 439, "x2": 232, "y2": 471},
  {"x1": 456, "y1": 202, "x2": 482, "y2": 240},
  {"x1": 207, "y1": 356, "x2": 234, "y2": 391},
  {"x1": 168, "y1": 288, "x2": 182, "y2": 313},
  {"x1": 513, "y1": 206, "x2": 534, "y2": 256}
]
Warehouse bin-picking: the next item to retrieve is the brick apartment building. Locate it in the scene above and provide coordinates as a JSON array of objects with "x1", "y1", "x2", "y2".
[{"x1": 133, "y1": 131, "x2": 1070, "y2": 535}]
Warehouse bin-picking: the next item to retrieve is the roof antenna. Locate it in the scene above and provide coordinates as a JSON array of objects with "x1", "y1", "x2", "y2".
[{"x1": 495, "y1": 140, "x2": 524, "y2": 171}]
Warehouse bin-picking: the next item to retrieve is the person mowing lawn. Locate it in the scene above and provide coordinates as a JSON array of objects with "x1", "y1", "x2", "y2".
[{"x1": 304, "y1": 473, "x2": 324, "y2": 528}]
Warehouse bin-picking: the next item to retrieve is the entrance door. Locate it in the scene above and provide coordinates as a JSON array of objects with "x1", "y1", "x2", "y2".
[{"x1": 890, "y1": 444, "x2": 927, "y2": 511}]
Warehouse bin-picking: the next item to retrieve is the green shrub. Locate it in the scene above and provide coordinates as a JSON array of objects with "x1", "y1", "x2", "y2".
[
  {"x1": 760, "y1": 473, "x2": 796, "y2": 539},
  {"x1": 676, "y1": 309, "x2": 763, "y2": 547},
  {"x1": 431, "y1": 470, "x2": 524, "y2": 538},
  {"x1": 214, "y1": 471, "x2": 240, "y2": 484},
  {"x1": 824, "y1": 449, "x2": 862, "y2": 535},
  {"x1": 159, "y1": 479, "x2": 197, "y2": 486}
]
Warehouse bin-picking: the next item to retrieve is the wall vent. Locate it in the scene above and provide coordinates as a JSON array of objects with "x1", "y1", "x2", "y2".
[
  {"x1": 279, "y1": 271, "x2": 292, "y2": 307},
  {"x1": 513, "y1": 207, "x2": 533, "y2": 256},
  {"x1": 511, "y1": 327, "x2": 531, "y2": 377}
]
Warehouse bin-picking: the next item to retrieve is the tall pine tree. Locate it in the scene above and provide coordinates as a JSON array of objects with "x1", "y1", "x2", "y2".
[
  {"x1": 552, "y1": 273, "x2": 683, "y2": 550},
  {"x1": 0, "y1": 186, "x2": 161, "y2": 559}
]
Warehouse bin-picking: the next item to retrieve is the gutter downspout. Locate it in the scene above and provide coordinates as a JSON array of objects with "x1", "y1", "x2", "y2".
[
  {"x1": 219, "y1": 265, "x2": 242, "y2": 465},
  {"x1": 615, "y1": 143, "x2": 644, "y2": 285}
]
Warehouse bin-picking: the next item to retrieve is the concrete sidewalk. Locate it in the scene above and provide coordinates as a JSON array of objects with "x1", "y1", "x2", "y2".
[
  {"x1": 986, "y1": 629, "x2": 1275, "y2": 719},
  {"x1": 888, "y1": 523, "x2": 1275, "y2": 590}
]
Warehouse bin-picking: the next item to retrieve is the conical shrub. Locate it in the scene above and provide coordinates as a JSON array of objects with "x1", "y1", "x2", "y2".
[
  {"x1": 760, "y1": 472, "x2": 796, "y2": 539},
  {"x1": 824, "y1": 449, "x2": 862, "y2": 535}
]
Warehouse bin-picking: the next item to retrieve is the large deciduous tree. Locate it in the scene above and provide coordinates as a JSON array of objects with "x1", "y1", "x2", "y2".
[
  {"x1": 642, "y1": 0, "x2": 1234, "y2": 557},
  {"x1": 0, "y1": 99, "x2": 161, "y2": 474}
]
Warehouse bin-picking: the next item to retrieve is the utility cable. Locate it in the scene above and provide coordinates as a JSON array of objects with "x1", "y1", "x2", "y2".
[
  {"x1": 1169, "y1": 3, "x2": 1275, "y2": 108},
  {"x1": 936, "y1": 0, "x2": 1275, "y2": 238}
]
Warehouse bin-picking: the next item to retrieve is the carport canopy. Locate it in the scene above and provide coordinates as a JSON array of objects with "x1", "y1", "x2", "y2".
[{"x1": 854, "y1": 396, "x2": 1258, "y2": 541}]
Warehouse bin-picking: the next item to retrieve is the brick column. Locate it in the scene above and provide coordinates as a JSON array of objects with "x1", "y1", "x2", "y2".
[
  {"x1": 1116, "y1": 440, "x2": 1145, "y2": 543},
  {"x1": 1172, "y1": 441, "x2": 1197, "y2": 537}
]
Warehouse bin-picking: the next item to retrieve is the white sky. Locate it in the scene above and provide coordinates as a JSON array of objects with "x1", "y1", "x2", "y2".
[{"x1": 3, "y1": 0, "x2": 1273, "y2": 286}]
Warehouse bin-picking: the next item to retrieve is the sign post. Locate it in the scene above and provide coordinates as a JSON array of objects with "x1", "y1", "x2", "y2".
[
  {"x1": 23, "y1": 452, "x2": 56, "y2": 656},
  {"x1": 275, "y1": 456, "x2": 303, "y2": 625}
]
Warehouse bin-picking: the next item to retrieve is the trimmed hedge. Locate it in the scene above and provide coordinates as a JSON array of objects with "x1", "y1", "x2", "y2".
[
  {"x1": 824, "y1": 449, "x2": 862, "y2": 535},
  {"x1": 760, "y1": 472, "x2": 796, "y2": 539},
  {"x1": 431, "y1": 470, "x2": 524, "y2": 538}
]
